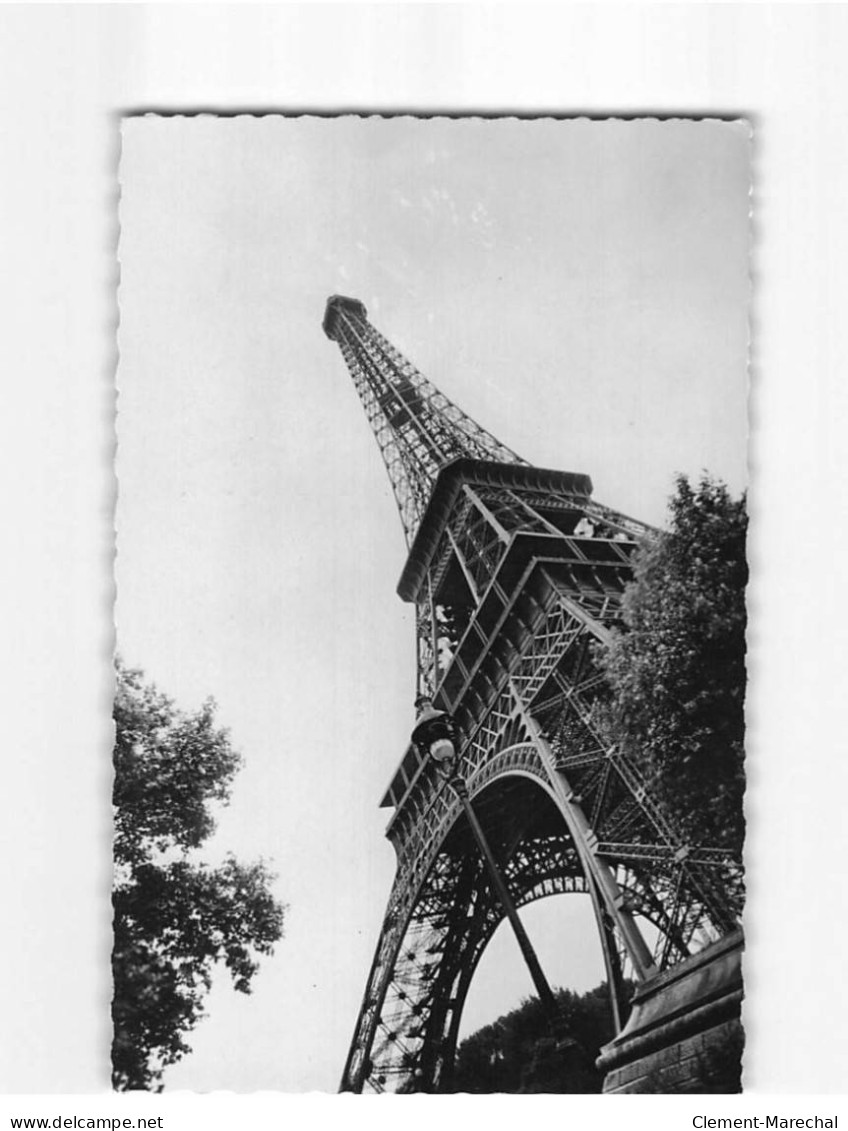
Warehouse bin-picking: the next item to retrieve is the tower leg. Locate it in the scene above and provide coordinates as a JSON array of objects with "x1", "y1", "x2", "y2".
[
  {"x1": 510, "y1": 684, "x2": 657, "y2": 982},
  {"x1": 586, "y1": 873, "x2": 628, "y2": 1034}
]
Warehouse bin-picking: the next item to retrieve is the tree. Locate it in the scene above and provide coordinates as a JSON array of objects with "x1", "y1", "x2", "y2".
[
  {"x1": 112, "y1": 661, "x2": 285, "y2": 1091},
  {"x1": 450, "y1": 982, "x2": 623, "y2": 1093},
  {"x1": 597, "y1": 475, "x2": 747, "y2": 858}
]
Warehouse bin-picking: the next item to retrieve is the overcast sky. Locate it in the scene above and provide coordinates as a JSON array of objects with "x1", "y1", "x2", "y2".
[{"x1": 116, "y1": 115, "x2": 749, "y2": 1092}]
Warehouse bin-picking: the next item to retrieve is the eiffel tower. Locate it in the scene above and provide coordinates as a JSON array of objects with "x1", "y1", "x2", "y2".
[{"x1": 323, "y1": 295, "x2": 743, "y2": 1094}]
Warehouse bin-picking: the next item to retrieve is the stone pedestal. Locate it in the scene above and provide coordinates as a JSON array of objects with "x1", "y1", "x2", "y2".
[{"x1": 597, "y1": 929, "x2": 744, "y2": 1093}]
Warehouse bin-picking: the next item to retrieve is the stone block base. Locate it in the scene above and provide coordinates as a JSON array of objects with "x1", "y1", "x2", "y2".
[{"x1": 598, "y1": 929, "x2": 744, "y2": 1094}]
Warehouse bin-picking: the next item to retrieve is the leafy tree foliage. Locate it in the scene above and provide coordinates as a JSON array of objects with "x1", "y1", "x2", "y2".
[
  {"x1": 597, "y1": 475, "x2": 747, "y2": 858},
  {"x1": 451, "y1": 982, "x2": 623, "y2": 1093},
  {"x1": 112, "y1": 661, "x2": 285, "y2": 1091}
]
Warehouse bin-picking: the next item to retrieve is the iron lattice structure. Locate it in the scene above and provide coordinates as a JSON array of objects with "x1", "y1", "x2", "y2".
[{"x1": 324, "y1": 295, "x2": 743, "y2": 1094}]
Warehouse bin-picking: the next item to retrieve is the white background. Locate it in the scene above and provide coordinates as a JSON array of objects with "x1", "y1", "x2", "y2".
[{"x1": 1, "y1": 2, "x2": 847, "y2": 1124}]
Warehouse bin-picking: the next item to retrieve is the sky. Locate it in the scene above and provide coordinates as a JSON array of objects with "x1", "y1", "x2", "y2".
[{"x1": 116, "y1": 115, "x2": 750, "y2": 1092}]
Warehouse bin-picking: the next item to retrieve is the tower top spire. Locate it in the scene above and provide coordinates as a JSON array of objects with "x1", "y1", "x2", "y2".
[
  {"x1": 323, "y1": 294, "x2": 368, "y2": 340},
  {"x1": 323, "y1": 294, "x2": 528, "y2": 544}
]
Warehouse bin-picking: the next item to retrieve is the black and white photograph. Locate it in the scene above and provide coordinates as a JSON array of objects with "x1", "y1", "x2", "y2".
[
  {"x1": 8, "y1": 5, "x2": 848, "y2": 1121},
  {"x1": 115, "y1": 115, "x2": 749, "y2": 1094}
]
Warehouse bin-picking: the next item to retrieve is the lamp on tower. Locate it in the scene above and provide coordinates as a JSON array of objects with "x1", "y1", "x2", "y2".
[{"x1": 411, "y1": 701, "x2": 456, "y2": 767}]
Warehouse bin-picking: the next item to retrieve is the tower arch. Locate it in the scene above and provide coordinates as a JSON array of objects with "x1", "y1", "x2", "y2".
[{"x1": 348, "y1": 757, "x2": 598, "y2": 1093}]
